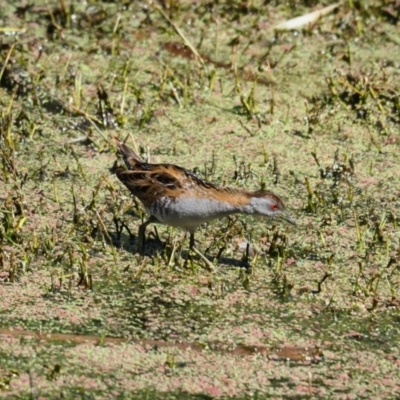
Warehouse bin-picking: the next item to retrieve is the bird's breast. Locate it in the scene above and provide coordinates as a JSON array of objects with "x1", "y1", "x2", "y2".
[{"x1": 147, "y1": 196, "x2": 238, "y2": 230}]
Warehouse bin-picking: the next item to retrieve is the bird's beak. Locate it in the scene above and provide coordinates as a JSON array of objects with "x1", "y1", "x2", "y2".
[{"x1": 280, "y1": 211, "x2": 296, "y2": 226}]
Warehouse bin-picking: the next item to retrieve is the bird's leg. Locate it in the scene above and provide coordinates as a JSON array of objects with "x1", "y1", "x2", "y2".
[
  {"x1": 137, "y1": 215, "x2": 157, "y2": 255},
  {"x1": 189, "y1": 233, "x2": 195, "y2": 249},
  {"x1": 241, "y1": 241, "x2": 251, "y2": 269},
  {"x1": 189, "y1": 233, "x2": 215, "y2": 272}
]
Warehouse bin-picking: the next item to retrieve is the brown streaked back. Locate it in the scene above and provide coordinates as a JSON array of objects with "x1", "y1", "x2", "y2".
[{"x1": 114, "y1": 141, "x2": 282, "y2": 210}]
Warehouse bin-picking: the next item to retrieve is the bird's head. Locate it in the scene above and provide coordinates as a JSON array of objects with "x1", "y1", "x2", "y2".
[{"x1": 248, "y1": 190, "x2": 296, "y2": 225}]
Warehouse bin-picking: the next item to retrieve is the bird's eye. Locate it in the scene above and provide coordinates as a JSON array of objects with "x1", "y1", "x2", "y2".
[{"x1": 270, "y1": 204, "x2": 278, "y2": 211}]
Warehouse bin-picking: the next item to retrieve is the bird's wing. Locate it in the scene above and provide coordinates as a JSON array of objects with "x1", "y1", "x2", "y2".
[
  {"x1": 115, "y1": 140, "x2": 248, "y2": 206},
  {"x1": 115, "y1": 161, "x2": 188, "y2": 207}
]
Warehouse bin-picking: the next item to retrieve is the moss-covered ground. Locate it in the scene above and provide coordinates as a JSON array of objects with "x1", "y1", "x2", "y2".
[{"x1": 1, "y1": 1, "x2": 400, "y2": 398}]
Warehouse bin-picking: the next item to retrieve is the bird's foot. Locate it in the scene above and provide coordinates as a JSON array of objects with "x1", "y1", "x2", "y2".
[{"x1": 190, "y1": 245, "x2": 216, "y2": 272}]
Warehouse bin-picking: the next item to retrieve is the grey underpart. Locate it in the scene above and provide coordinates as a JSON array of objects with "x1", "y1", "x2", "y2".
[{"x1": 147, "y1": 197, "x2": 243, "y2": 232}]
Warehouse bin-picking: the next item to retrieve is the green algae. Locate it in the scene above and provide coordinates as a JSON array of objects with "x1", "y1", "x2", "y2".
[{"x1": 0, "y1": 0, "x2": 400, "y2": 398}]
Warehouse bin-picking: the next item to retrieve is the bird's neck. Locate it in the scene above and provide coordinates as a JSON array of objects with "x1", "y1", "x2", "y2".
[{"x1": 209, "y1": 186, "x2": 258, "y2": 215}]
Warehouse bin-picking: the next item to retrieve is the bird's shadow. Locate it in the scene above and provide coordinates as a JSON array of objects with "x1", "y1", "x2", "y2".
[{"x1": 109, "y1": 230, "x2": 251, "y2": 269}]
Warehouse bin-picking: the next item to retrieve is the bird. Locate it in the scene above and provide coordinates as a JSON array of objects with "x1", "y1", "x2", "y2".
[{"x1": 114, "y1": 140, "x2": 295, "y2": 270}]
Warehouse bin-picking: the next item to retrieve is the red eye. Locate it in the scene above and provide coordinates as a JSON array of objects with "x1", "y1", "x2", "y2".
[{"x1": 270, "y1": 204, "x2": 278, "y2": 211}]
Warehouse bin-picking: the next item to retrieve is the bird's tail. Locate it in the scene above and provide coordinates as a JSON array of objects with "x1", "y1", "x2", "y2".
[{"x1": 115, "y1": 139, "x2": 144, "y2": 170}]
